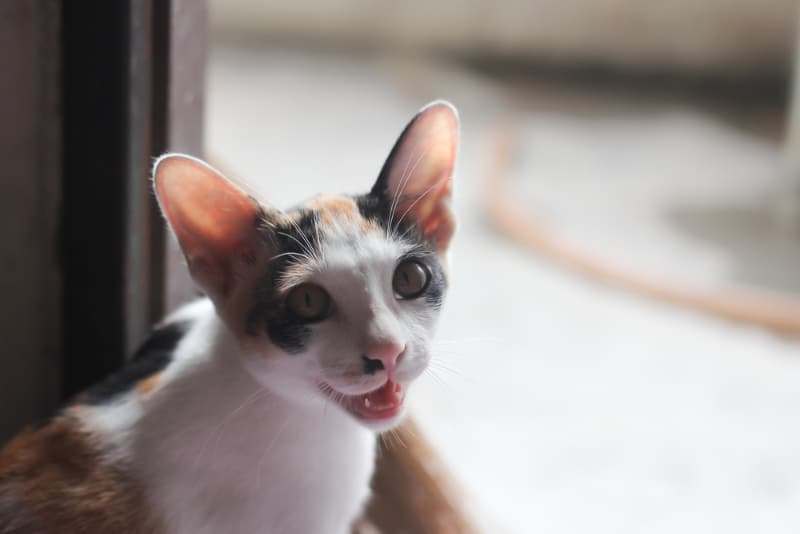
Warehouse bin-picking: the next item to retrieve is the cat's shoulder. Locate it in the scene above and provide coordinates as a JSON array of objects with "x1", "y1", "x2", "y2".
[
  {"x1": 0, "y1": 412, "x2": 161, "y2": 533},
  {"x1": 0, "y1": 300, "x2": 213, "y2": 533},
  {"x1": 81, "y1": 298, "x2": 211, "y2": 406}
]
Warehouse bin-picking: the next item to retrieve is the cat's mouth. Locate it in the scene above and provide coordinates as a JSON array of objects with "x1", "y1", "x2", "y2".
[{"x1": 319, "y1": 380, "x2": 405, "y2": 422}]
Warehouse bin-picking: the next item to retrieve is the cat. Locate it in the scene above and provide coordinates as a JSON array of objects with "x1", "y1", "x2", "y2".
[{"x1": 0, "y1": 100, "x2": 459, "y2": 534}]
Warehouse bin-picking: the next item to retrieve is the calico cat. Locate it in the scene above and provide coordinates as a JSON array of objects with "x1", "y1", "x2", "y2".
[{"x1": 0, "y1": 101, "x2": 459, "y2": 533}]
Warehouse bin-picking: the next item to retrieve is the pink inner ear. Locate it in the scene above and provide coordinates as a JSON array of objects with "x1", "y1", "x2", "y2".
[
  {"x1": 387, "y1": 105, "x2": 458, "y2": 196},
  {"x1": 387, "y1": 103, "x2": 458, "y2": 249},
  {"x1": 397, "y1": 178, "x2": 455, "y2": 250},
  {"x1": 154, "y1": 155, "x2": 262, "y2": 296}
]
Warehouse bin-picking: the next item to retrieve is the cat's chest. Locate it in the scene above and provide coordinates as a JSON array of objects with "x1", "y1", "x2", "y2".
[{"x1": 135, "y1": 393, "x2": 376, "y2": 534}]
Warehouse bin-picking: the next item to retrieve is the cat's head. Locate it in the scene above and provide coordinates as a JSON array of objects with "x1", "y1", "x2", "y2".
[{"x1": 153, "y1": 101, "x2": 458, "y2": 431}]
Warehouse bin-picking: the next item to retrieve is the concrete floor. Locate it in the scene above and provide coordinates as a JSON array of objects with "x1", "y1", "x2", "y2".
[{"x1": 207, "y1": 44, "x2": 800, "y2": 533}]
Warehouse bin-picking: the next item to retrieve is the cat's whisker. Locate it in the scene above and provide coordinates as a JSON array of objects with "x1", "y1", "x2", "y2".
[
  {"x1": 424, "y1": 366, "x2": 455, "y2": 394},
  {"x1": 388, "y1": 427, "x2": 407, "y2": 449},
  {"x1": 429, "y1": 358, "x2": 479, "y2": 390},
  {"x1": 276, "y1": 231, "x2": 315, "y2": 260},
  {"x1": 268, "y1": 251, "x2": 311, "y2": 263},
  {"x1": 424, "y1": 366, "x2": 447, "y2": 386},
  {"x1": 194, "y1": 387, "x2": 269, "y2": 472},
  {"x1": 398, "y1": 421, "x2": 417, "y2": 440},
  {"x1": 385, "y1": 147, "x2": 415, "y2": 240},
  {"x1": 392, "y1": 177, "x2": 440, "y2": 237},
  {"x1": 322, "y1": 395, "x2": 330, "y2": 418},
  {"x1": 433, "y1": 347, "x2": 478, "y2": 360},
  {"x1": 377, "y1": 433, "x2": 388, "y2": 456},
  {"x1": 409, "y1": 249, "x2": 437, "y2": 257},
  {"x1": 428, "y1": 358, "x2": 463, "y2": 377},
  {"x1": 313, "y1": 215, "x2": 324, "y2": 262},
  {"x1": 286, "y1": 215, "x2": 318, "y2": 261},
  {"x1": 256, "y1": 414, "x2": 292, "y2": 490},
  {"x1": 434, "y1": 336, "x2": 501, "y2": 345},
  {"x1": 396, "y1": 219, "x2": 424, "y2": 243},
  {"x1": 381, "y1": 428, "x2": 399, "y2": 452},
  {"x1": 387, "y1": 145, "x2": 429, "y2": 240}
]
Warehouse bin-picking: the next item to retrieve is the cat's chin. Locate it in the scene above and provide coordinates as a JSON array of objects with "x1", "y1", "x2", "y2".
[{"x1": 319, "y1": 380, "x2": 407, "y2": 431}]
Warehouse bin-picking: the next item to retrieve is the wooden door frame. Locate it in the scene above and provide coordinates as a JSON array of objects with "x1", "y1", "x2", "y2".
[
  {"x1": 0, "y1": 0, "x2": 62, "y2": 441},
  {"x1": 60, "y1": 0, "x2": 205, "y2": 399}
]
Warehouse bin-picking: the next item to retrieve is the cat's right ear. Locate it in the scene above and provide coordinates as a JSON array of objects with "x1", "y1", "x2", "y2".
[
  {"x1": 371, "y1": 101, "x2": 459, "y2": 253},
  {"x1": 153, "y1": 154, "x2": 270, "y2": 301}
]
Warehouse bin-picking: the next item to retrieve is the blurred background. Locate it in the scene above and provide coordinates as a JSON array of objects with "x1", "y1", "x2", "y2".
[
  {"x1": 3, "y1": 1, "x2": 800, "y2": 532},
  {"x1": 205, "y1": 2, "x2": 800, "y2": 532}
]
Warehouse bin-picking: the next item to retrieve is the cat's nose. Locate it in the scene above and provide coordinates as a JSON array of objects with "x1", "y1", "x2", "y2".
[{"x1": 362, "y1": 340, "x2": 405, "y2": 376}]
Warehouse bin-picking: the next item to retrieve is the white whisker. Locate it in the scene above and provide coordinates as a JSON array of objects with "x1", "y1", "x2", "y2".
[
  {"x1": 194, "y1": 387, "x2": 269, "y2": 471},
  {"x1": 269, "y1": 251, "x2": 311, "y2": 263},
  {"x1": 385, "y1": 148, "x2": 416, "y2": 239},
  {"x1": 287, "y1": 215, "x2": 317, "y2": 261},
  {"x1": 387, "y1": 146, "x2": 430, "y2": 240},
  {"x1": 393, "y1": 177, "x2": 441, "y2": 238},
  {"x1": 256, "y1": 414, "x2": 292, "y2": 490},
  {"x1": 276, "y1": 231, "x2": 314, "y2": 259}
]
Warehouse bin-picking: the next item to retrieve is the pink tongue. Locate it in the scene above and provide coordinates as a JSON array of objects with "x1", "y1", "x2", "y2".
[{"x1": 365, "y1": 380, "x2": 401, "y2": 407}]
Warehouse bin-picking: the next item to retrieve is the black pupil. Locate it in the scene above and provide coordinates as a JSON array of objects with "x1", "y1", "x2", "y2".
[
  {"x1": 287, "y1": 284, "x2": 329, "y2": 321},
  {"x1": 395, "y1": 261, "x2": 427, "y2": 298}
]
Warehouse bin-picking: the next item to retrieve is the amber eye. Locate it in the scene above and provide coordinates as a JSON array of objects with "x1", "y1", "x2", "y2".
[
  {"x1": 286, "y1": 283, "x2": 331, "y2": 322},
  {"x1": 393, "y1": 260, "x2": 430, "y2": 299}
]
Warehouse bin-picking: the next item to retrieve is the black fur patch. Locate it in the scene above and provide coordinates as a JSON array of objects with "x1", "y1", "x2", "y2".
[
  {"x1": 273, "y1": 208, "x2": 320, "y2": 259},
  {"x1": 265, "y1": 315, "x2": 312, "y2": 355},
  {"x1": 370, "y1": 108, "x2": 421, "y2": 199},
  {"x1": 354, "y1": 191, "x2": 418, "y2": 241},
  {"x1": 82, "y1": 320, "x2": 190, "y2": 404},
  {"x1": 248, "y1": 209, "x2": 321, "y2": 354},
  {"x1": 355, "y1": 191, "x2": 389, "y2": 228}
]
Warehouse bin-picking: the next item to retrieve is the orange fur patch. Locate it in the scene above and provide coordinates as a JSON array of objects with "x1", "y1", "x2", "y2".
[
  {"x1": 306, "y1": 195, "x2": 359, "y2": 223},
  {"x1": 305, "y1": 195, "x2": 382, "y2": 234},
  {"x1": 0, "y1": 416, "x2": 162, "y2": 533},
  {"x1": 137, "y1": 374, "x2": 161, "y2": 397}
]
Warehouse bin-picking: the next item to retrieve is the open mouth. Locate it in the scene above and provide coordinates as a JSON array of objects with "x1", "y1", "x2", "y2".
[{"x1": 320, "y1": 380, "x2": 405, "y2": 422}]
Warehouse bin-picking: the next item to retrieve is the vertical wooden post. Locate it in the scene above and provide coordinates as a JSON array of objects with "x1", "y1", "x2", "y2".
[
  {"x1": 61, "y1": 0, "x2": 207, "y2": 399},
  {"x1": 155, "y1": 0, "x2": 208, "y2": 312},
  {"x1": 0, "y1": 0, "x2": 61, "y2": 441}
]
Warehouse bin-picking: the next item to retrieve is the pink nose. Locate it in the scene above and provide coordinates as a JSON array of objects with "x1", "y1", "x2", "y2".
[{"x1": 362, "y1": 340, "x2": 405, "y2": 376}]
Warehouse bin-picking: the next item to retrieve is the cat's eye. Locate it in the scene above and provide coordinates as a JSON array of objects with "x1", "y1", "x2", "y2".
[
  {"x1": 393, "y1": 260, "x2": 430, "y2": 299},
  {"x1": 286, "y1": 283, "x2": 332, "y2": 322}
]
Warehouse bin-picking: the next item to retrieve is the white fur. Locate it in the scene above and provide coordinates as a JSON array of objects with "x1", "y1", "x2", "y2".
[
  {"x1": 80, "y1": 299, "x2": 375, "y2": 534},
  {"x1": 78, "y1": 225, "x2": 442, "y2": 534}
]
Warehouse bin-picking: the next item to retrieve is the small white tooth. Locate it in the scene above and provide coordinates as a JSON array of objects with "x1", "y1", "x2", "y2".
[{"x1": 364, "y1": 397, "x2": 372, "y2": 408}]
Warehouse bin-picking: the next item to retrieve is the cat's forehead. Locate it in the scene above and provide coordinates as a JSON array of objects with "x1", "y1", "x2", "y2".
[
  {"x1": 299, "y1": 194, "x2": 379, "y2": 235},
  {"x1": 269, "y1": 193, "x2": 410, "y2": 291},
  {"x1": 308, "y1": 194, "x2": 409, "y2": 255}
]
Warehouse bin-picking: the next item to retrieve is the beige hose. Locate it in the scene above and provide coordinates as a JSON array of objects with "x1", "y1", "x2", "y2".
[{"x1": 483, "y1": 127, "x2": 800, "y2": 336}]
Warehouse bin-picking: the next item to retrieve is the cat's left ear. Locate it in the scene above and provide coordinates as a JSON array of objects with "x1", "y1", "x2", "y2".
[
  {"x1": 153, "y1": 154, "x2": 269, "y2": 301},
  {"x1": 372, "y1": 100, "x2": 459, "y2": 252}
]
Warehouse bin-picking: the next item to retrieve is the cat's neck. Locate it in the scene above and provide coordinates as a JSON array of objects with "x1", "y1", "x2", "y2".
[
  {"x1": 140, "y1": 299, "x2": 364, "y2": 438},
  {"x1": 120, "y1": 301, "x2": 375, "y2": 533},
  {"x1": 87, "y1": 300, "x2": 373, "y2": 469}
]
